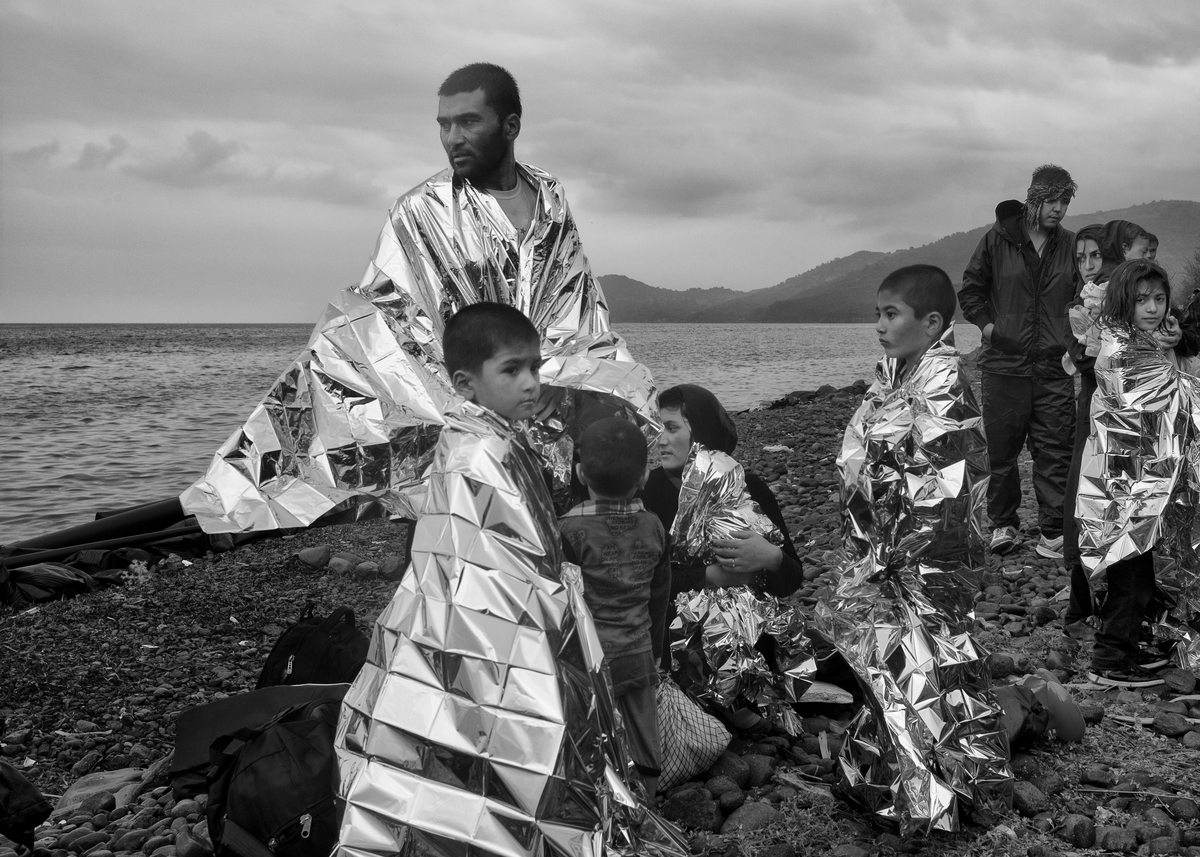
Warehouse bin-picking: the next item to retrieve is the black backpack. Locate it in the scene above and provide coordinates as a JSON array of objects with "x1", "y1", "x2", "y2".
[
  {"x1": 257, "y1": 604, "x2": 368, "y2": 689},
  {"x1": 206, "y1": 697, "x2": 342, "y2": 857}
]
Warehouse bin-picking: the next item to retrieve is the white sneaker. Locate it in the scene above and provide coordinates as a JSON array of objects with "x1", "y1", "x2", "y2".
[
  {"x1": 990, "y1": 526, "x2": 1018, "y2": 555},
  {"x1": 1035, "y1": 534, "x2": 1064, "y2": 560}
]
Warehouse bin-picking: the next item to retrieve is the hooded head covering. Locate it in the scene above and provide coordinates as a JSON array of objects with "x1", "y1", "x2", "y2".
[
  {"x1": 659, "y1": 384, "x2": 738, "y2": 454},
  {"x1": 1075, "y1": 223, "x2": 1115, "y2": 284},
  {"x1": 1102, "y1": 220, "x2": 1148, "y2": 260},
  {"x1": 1024, "y1": 164, "x2": 1077, "y2": 232}
]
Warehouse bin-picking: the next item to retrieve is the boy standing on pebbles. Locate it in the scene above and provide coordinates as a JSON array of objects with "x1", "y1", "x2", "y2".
[{"x1": 816, "y1": 265, "x2": 1012, "y2": 835}]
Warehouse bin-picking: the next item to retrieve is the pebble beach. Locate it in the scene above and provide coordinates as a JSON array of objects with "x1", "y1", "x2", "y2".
[{"x1": 3, "y1": 379, "x2": 1200, "y2": 857}]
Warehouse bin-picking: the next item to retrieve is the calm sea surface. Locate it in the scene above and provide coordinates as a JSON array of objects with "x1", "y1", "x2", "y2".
[{"x1": 0, "y1": 322, "x2": 979, "y2": 543}]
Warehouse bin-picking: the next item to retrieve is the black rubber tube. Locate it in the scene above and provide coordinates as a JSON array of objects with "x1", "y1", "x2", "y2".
[
  {"x1": 5, "y1": 497, "x2": 186, "y2": 552},
  {"x1": 0, "y1": 523, "x2": 206, "y2": 569}
]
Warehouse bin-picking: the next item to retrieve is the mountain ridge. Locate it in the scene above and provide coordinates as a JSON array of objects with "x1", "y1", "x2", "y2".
[{"x1": 600, "y1": 199, "x2": 1199, "y2": 323}]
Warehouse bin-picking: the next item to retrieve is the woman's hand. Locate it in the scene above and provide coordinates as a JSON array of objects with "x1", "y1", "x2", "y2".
[
  {"x1": 1154, "y1": 316, "x2": 1182, "y2": 350},
  {"x1": 711, "y1": 530, "x2": 783, "y2": 576},
  {"x1": 704, "y1": 563, "x2": 749, "y2": 589}
]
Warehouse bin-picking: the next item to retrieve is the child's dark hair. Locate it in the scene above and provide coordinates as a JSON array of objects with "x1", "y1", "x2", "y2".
[
  {"x1": 1101, "y1": 259, "x2": 1171, "y2": 325},
  {"x1": 578, "y1": 417, "x2": 648, "y2": 498},
  {"x1": 443, "y1": 302, "x2": 540, "y2": 376},
  {"x1": 877, "y1": 264, "x2": 957, "y2": 334}
]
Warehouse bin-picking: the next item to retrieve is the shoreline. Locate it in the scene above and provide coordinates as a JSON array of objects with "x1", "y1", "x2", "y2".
[{"x1": 3, "y1": 394, "x2": 1199, "y2": 857}]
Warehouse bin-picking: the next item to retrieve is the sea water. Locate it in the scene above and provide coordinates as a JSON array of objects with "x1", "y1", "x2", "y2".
[{"x1": 0, "y1": 322, "x2": 979, "y2": 543}]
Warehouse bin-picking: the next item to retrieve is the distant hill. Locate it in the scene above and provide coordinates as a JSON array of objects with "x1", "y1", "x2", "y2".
[{"x1": 600, "y1": 199, "x2": 1200, "y2": 323}]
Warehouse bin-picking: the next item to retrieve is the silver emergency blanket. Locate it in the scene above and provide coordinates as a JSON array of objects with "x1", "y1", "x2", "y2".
[
  {"x1": 334, "y1": 399, "x2": 686, "y2": 857},
  {"x1": 670, "y1": 445, "x2": 783, "y2": 565},
  {"x1": 813, "y1": 333, "x2": 1012, "y2": 835},
  {"x1": 181, "y1": 164, "x2": 657, "y2": 532},
  {"x1": 671, "y1": 588, "x2": 814, "y2": 735},
  {"x1": 1076, "y1": 323, "x2": 1200, "y2": 670}
]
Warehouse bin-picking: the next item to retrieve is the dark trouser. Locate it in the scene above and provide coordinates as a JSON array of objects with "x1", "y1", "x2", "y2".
[
  {"x1": 1062, "y1": 372, "x2": 1097, "y2": 624},
  {"x1": 1091, "y1": 552, "x2": 1156, "y2": 671},
  {"x1": 980, "y1": 370, "x2": 1075, "y2": 537}
]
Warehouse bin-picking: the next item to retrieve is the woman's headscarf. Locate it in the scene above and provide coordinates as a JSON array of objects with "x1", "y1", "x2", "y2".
[
  {"x1": 1075, "y1": 223, "x2": 1111, "y2": 283},
  {"x1": 661, "y1": 384, "x2": 738, "y2": 454}
]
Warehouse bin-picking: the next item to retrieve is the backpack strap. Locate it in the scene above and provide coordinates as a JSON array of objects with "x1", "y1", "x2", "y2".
[
  {"x1": 318, "y1": 607, "x2": 356, "y2": 636},
  {"x1": 297, "y1": 601, "x2": 317, "y2": 622},
  {"x1": 220, "y1": 817, "x2": 277, "y2": 857}
]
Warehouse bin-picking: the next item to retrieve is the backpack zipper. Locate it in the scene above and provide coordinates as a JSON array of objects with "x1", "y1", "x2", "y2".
[
  {"x1": 284, "y1": 654, "x2": 294, "y2": 679},
  {"x1": 267, "y1": 813, "x2": 312, "y2": 850}
]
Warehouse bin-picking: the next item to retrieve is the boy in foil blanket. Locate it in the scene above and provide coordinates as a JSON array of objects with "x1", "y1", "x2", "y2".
[
  {"x1": 334, "y1": 304, "x2": 685, "y2": 857},
  {"x1": 815, "y1": 265, "x2": 1012, "y2": 835}
]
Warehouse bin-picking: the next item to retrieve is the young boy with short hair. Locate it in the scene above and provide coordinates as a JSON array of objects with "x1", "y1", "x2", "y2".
[
  {"x1": 333, "y1": 304, "x2": 681, "y2": 855},
  {"x1": 816, "y1": 265, "x2": 1012, "y2": 835},
  {"x1": 559, "y1": 417, "x2": 671, "y2": 797}
]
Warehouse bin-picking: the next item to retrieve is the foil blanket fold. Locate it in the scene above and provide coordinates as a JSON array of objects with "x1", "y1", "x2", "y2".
[
  {"x1": 1076, "y1": 323, "x2": 1200, "y2": 671},
  {"x1": 334, "y1": 399, "x2": 686, "y2": 857},
  {"x1": 813, "y1": 334, "x2": 1012, "y2": 835},
  {"x1": 180, "y1": 164, "x2": 657, "y2": 532},
  {"x1": 671, "y1": 588, "x2": 814, "y2": 736},
  {"x1": 670, "y1": 445, "x2": 783, "y2": 566}
]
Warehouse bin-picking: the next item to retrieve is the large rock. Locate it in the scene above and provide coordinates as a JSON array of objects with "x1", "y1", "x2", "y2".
[
  {"x1": 1058, "y1": 815, "x2": 1095, "y2": 848},
  {"x1": 705, "y1": 752, "x2": 751, "y2": 788},
  {"x1": 744, "y1": 754, "x2": 777, "y2": 788},
  {"x1": 721, "y1": 802, "x2": 781, "y2": 833},
  {"x1": 52, "y1": 768, "x2": 144, "y2": 820},
  {"x1": 660, "y1": 790, "x2": 723, "y2": 832},
  {"x1": 1011, "y1": 781, "x2": 1049, "y2": 817},
  {"x1": 1097, "y1": 826, "x2": 1137, "y2": 853}
]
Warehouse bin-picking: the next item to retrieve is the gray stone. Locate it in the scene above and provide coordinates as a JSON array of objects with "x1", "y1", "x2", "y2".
[
  {"x1": 170, "y1": 799, "x2": 201, "y2": 819},
  {"x1": 1030, "y1": 770, "x2": 1067, "y2": 796},
  {"x1": 705, "y1": 752, "x2": 750, "y2": 789},
  {"x1": 1080, "y1": 764, "x2": 1118, "y2": 787},
  {"x1": 1011, "y1": 781, "x2": 1050, "y2": 817},
  {"x1": 64, "y1": 832, "x2": 108, "y2": 854},
  {"x1": 1148, "y1": 836, "x2": 1180, "y2": 855},
  {"x1": 720, "y1": 802, "x2": 780, "y2": 833},
  {"x1": 327, "y1": 557, "x2": 355, "y2": 574},
  {"x1": 353, "y1": 561, "x2": 380, "y2": 579},
  {"x1": 743, "y1": 754, "x2": 776, "y2": 788},
  {"x1": 1145, "y1": 807, "x2": 1180, "y2": 840},
  {"x1": 717, "y1": 791, "x2": 744, "y2": 813},
  {"x1": 1058, "y1": 814, "x2": 1095, "y2": 848},
  {"x1": 1171, "y1": 798, "x2": 1199, "y2": 821},
  {"x1": 703, "y1": 776, "x2": 741, "y2": 797},
  {"x1": 174, "y1": 829, "x2": 212, "y2": 857},
  {"x1": 1132, "y1": 822, "x2": 1164, "y2": 844},
  {"x1": 1182, "y1": 731, "x2": 1200, "y2": 750},
  {"x1": 143, "y1": 836, "x2": 173, "y2": 854},
  {"x1": 1097, "y1": 826, "x2": 1138, "y2": 853},
  {"x1": 52, "y1": 768, "x2": 144, "y2": 820},
  {"x1": 79, "y1": 792, "x2": 117, "y2": 814},
  {"x1": 1078, "y1": 701, "x2": 1105, "y2": 724},
  {"x1": 110, "y1": 830, "x2": 152, "y2": 852},
  {"x1": 659, "y1": 792, "x2": 723, "y2": 832},
  {"x1": 381, "y1": 554, "x2": 405, "y2": 581},
  {"x1": 1153, "y1": 711, "x2": 1192, "y2": 738},
  {"x1": 1162, "y1": 668, "x2": 1198, "y2": 694},
  {"x1": 297, "y1": 546, "x2": 330, "y2": 568},
  {"x1": 70, "y1": 752, "x2": 103, "y2": 778}
]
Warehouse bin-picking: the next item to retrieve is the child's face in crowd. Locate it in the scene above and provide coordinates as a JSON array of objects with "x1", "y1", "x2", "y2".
[
  {"x1": 1147, "y1": 242, "x2": 1158, "y2": 262},
  {"x1": 454, "y1": 341, "x2": 542, "y2": 421},
  {"x1": 875, "y1": 290, "x2": 938, "y2": 364},
  {"x1": 1123, "y1": 237, "x2": 1151, "y2": 260},
  {"x1": 1076, "y1": 238, "x2": 1104, "y2": 283},
  {"x1": 1133, "y1": 279, "x2": 1169, "y2": 332},
  {"x1": 657, "y1": 407, "x2": 692, "y2": 474}
]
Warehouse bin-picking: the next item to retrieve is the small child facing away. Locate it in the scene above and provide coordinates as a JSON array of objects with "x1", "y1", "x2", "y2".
[
  {"x1": 333, "y1": 304, "x2": 682, "y2": 855},
  {"x1": 559, "y1": 417, "x2": 671, "y2": 797},
  {"x1": 816, "y1": 264, "x2": 1011, "y2": 835},
  {"x1": 1078, "y1": 260, "x2": 1200, "y2": 688}
]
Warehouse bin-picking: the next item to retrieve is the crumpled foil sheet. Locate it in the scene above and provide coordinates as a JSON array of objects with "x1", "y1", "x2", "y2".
[
  {"x1": 814, "y1": 333, "x2": 1012, "y2": 835},
  {"x1": 334, "y1": 399, "x2": 686, "y2": 857},
  {"x1": 671, "y1": 588, "x2": 814, "y2": 735},
  {"x1": 181, "y1": 164, "x2": 657, "y2": 532},
  {"x1": 670, "y1": 445, "x2": 783, "y2": 565},
  {"x1": 1076, "y1": 323, "x2": 1200, "y2": 670}
]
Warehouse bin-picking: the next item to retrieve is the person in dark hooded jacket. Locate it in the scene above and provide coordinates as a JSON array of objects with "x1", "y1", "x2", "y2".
[{"x1": 959, "y1": 164, "x2": 1082, "y2": 559}]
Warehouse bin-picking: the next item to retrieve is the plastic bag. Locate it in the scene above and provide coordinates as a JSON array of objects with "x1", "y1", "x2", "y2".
[{"x1": 656, "y1": 676, "x2": 731, "y2": 790}]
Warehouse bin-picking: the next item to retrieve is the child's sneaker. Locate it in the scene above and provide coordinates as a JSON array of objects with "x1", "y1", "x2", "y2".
[
  {"x1": 1035, "y1": 534, "x2": 1064, "y2": 559},
  {"x1": 1134, "y1": 644, "x2": 1172, "y2": 671},
  {"x1": 1087, "y1": 665, "x2": 1166, "y2": 688},
  {"x1": 990, "y1": 526, "x2": 1019, "y2": 555}
]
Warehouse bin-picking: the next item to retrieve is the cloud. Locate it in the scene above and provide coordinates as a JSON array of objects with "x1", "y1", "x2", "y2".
[
  {"x1": 9, "y1": 141, "x2": 59, "y2": 164},
  {"x1": 126, "y1": 130, "x2": 241, "y2": 186},
  {"x1": 76, "y1": 134, "x2": 128, "y2": 170}
]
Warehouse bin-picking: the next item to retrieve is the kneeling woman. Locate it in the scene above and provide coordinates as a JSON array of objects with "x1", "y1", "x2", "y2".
[{"x1": 641, "y1": 384, "x2": 804, "y2": 607}]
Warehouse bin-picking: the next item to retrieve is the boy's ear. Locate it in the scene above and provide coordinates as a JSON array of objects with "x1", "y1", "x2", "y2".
[
  {"x1": 924, "y1": 311, "x2": 944, "y2": 338},
  {"x1": 451, "y1": 368, "x2": 477, "y2": 400},
  {"x1": 637, "y1": 466, "x2": 649, "y2": 490},
  {"x1": 574, "y1": 462, "x2": 588, "y2": 486}
]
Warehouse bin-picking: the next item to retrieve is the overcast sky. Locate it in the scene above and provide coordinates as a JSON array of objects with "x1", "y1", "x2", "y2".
[{"x1": 3, "y1": 0, "x2": 1199, "y2": 323}]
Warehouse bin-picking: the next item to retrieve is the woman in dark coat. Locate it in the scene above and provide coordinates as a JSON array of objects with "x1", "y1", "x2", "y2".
[{"x1": 641, "y1": 384, "x2": 804, "y2": 600}]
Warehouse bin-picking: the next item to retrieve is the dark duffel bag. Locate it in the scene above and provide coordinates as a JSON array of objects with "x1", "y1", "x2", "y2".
[{"x1": 256, "y1": 603, "x2": 367, "y2": 689}]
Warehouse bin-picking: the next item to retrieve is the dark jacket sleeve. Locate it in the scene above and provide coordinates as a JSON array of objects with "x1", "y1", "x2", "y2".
[
  {"x1": 744, "y1": 472, "x2": 804, "y2": 598},
  {"x1": 959, "y1": 234, "x2": 995, "y2": 330},
  {"x1": 1174, "y1": 303, "x2": 1200, "y2": 359}
]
